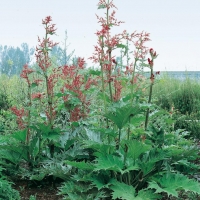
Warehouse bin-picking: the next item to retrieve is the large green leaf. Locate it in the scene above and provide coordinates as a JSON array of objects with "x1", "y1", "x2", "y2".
[
  {"x1": 130, "y1": 115, "x2": 145, "y2": 127},
  {"x1": 110, "y1": 180, "x2": 160, "y2": 200},
  {"x1": 0, "y1": 145, "x2": 28, "y2": 161},
  {"x1": 139, "y1": 149, "x2": 167, "y2": 176},
  {"x1": 105, "y1": 104, "x2": 140, "y2": 129},
  {"x1": 136, "y1": 189, "x2": 162, "y2": 200},
  {"x1": 148, "y1": 173, "x2": 200, "y2": 198},
  {"x1": 30, "y1": 172, "x2": 46, "y2": 181},
  {"x1": 83, "y1": 140, "x2": 115, "y2": 155},
  {"x1": 110, "y1": 179, "x2": 136, "y2": 200},
  {"x1": 12, "y1": 129, "x2": 27, "y2": 142},
  {"x1": 0, "y1": 149, "x2": 22, "y2": 164},
  {"x1": 29, "y1": 137, "x2": 40, "y2": 159},
  {"x1": 125, "y1": 140, "x2": 151, "y2": 161},
  {"x1": 88, "y1": 174, "x2": 111, "y2": 190},
  {"x1": 94, "y1": 153, "x2": 124, "y2": 173}
]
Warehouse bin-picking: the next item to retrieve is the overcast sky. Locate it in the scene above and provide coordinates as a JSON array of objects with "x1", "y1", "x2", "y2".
[{"x1": 0, "y1": 0, "x2": 200, "y2": 71}]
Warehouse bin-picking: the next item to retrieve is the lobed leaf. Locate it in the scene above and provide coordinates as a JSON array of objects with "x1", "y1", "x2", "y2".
[{"x1": 148, "y1": 173, "x2": 200, "y2": 198}]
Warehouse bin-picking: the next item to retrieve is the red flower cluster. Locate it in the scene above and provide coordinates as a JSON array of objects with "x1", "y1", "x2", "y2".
[
  {"x1": 85, "y1": 78, "x2": 98, "y2": 90},
  {"x1": 150, "y1": 74, "x2": 155, "y2": 82},
  {"x1": 148, "y1": 58, "x2": 153, "y2": 68},
  {"x1": 47, "y1": 70, "x2": 60, "y2": 96},
  {"x1": 33, "y1": 79, "x2": 43, "y2": 86},
  {"x1": 150, "y1": 48, "x2": 157, "y2": 57},
  {"x1": 96, "y1": 24, "x2": 110, "y2": 37},
  {"x1": 97, "y1": 0, "x2": 117, "y2": 10},
  {"x1": 125, "y1": 65, "x2": 133, "y2": 75},
  {"x1": 155, "y1": 71, "x2": 160, "y2": 75},
  {"x1": 32, "y1": 92, "x2": 44, "y2": 100},
  {"x1": 69, "y1": 106, "x2": 87, "y2": 122},
  {"x1": 10, "y1": 106, "x2": 27, "y2": 129},
  {"x1": 35, "y1": 17, "x2": 58, "y2": 73},
  {"x1": 61, "y1": 65, "x2": 76, "y2": 79},
  {"x1": 60, "y1": 63, "x2": 97, "y2": 121},
  {"x1": 133, "y1": 32, "x2": 150, "y2": 60},
  {"x1": 42, "y1": 16, "x2": 57, "y2": 35},
  {"x1": 77, "y1": 57, "x2": 86, "y2": 69},
  {"x1": 113, "y1": 80, "x2": 122, "y2": 101},
  {"x1": 20, "y1": 64, "x2": 34, "y2": 85},
  {"x1": 148, "y1": 48, "x2": 158, "y2": 69}
]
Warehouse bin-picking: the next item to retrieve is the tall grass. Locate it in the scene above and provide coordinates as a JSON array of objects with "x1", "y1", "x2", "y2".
[{"x1": 153, "y1": 72, "x2": 200, "y2": 139}]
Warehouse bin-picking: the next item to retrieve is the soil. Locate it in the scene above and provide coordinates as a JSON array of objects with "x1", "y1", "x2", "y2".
[{"x1": 13, "y1": 179, "x2": 63, "y2": 200}]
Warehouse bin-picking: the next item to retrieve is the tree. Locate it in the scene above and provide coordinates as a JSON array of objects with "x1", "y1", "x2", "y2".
[{"x1": 0, "y1": 43, "x2": 34, "y2": 76}]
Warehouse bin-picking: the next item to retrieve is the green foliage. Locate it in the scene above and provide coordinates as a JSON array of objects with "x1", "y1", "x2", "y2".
[
  {"x1": 0, "y1": 167, "x2": 20, "y2": 200},
  {"x1": 110, "y1": 179, "x2": 136, "y2": 199},
  {"x1": 0, "y1": 3, "x2": 199, "y2": 200},
  {"x1": 153, "y1": 75, "x2": 200, "y2": 139},
  {"x1": 29, "y1": 195, "x2": 36, "y2": 200},
  {"x1": 0, "y1": 92, "x2": 10, "y2": 111},
  {"x1": 110, "y1": 179, "x2": 160, "y2": 200},
  {"x1": 125, "y1": 140, "x2": 151, "y2": 161},
  {"x1": 105, "y1": 103, "x2": 141, "y2": 129},
  {"x1": 58, "y1": 180, "x2": 107, "y2": 200},
  {"x1": 94, "y1": 153, "x2": 124, "y2": 173},
  {"x1": 148, "y1": 173, "x2": 200, "y2": 198}
]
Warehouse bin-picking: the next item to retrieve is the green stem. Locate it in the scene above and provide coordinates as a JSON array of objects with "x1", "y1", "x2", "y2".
[
  {"x1": 116, "y1": 128, "x2": 121, "y2": 150},
  {"x1": 144, "y1": 66, "x2": 154, "y2": 130},
  {"x1": 26, "y1": 84, "x2": 32, "y2": 145}
]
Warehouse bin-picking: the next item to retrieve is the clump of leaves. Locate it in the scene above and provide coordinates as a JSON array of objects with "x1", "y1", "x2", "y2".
[{"x1": 0, "y1": 167, "x2": 20, "y2": 200}]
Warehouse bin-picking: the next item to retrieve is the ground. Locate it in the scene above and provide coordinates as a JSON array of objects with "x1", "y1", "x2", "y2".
[{"x1": 13, "y1": 179, "x2": 63, "y2": 200}]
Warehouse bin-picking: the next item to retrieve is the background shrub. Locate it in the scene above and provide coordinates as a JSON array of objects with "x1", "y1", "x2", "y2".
[{"x1": 153, "y1": 74, "x2": 200, "y2": 139}]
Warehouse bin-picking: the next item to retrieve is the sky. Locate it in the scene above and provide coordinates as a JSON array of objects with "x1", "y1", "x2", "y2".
[{"x1": 0, "y1": 0, "x2": 200, "y2": 71}]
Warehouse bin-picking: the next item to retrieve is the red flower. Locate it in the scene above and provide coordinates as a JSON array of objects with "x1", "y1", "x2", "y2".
[
  {"x1": 20, "y1": 64, "x2": 34, "y2": 85},
  {"x1": 85, "y1": 78, "x2": 98, "y2": 90},
  {"x1": 155, "y1": 71, "x2": 160, "y2": 75},
  {"x1": 70, "y1": 107, "x2": 81, "y2": 122},
  {"x1": 112, "y1": 59, "x2": 117, "y2": 65},
  {"x1": 148, "y1": 58, "x2": 153, "y2": 67},
  {"x1": 150, "y1": 74, "x2": 155, "y2": 82},
  {"x1": 10, "y1": 106, "x2": 27, "y2": 129},
  {"x1": 77, "y1": 57, "x2": 85, "y2": 69},
  {"x1": 113, "y1": 79, "x2": 122, "y2": 101},
  {"x1": 42, "y1": 16, "x2": 52, "y2": 24},
  {"x1": 149, "y1": 48, "x2": 153, "y2": 54},
  {"x1": 33, "y1": 79, "x2": 43, "y2": 86},
  {"x1": 32, "y1": 92, "x2": 44, "y2": 100}
]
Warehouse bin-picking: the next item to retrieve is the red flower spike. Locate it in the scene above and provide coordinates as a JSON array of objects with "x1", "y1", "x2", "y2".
[
  {"x1": 148, "y1": 58, "x2": 153, "y2": 68},
  {"x1": 35, "y1": 16, "x2": 58, "y2": 72},
  {"x1": 77, "y1": 57, "x2": 85, "y2": 69},
  {"x1": 113, "y1": 79, "x2": 122, "y2": 101},
  {"x1": 20, "y1": 64, "x2": 34, "y2": 85},
  {"x1": 33, "y1": 79, "x2": 43, "y2": 86},
  {"x1": 10, "y1": 106, "x2": 27, "y2": 129},
  {"x1": 32, "y1": 92, "x2": 44, "y2": 100},
  {"x1": 155, "y1": 71, "x2": 160, "y2": 75},
  {"x1": 42, "y1": 16, "x2": 52, "y2": 24},
  {"x1": 150, "y1": 74, "x2": 155, "y2": 82},
  {"x1": 149, "y1": 48, "x2": 153, "y2": 54},
  {"x1": 112, "y1": 59, "x2": 117, "y2": 65}
]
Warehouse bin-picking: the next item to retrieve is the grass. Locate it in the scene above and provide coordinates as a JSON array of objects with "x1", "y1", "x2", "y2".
[{"x1": 153, "y1": 72, "x2": 200, "y2": 139}]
